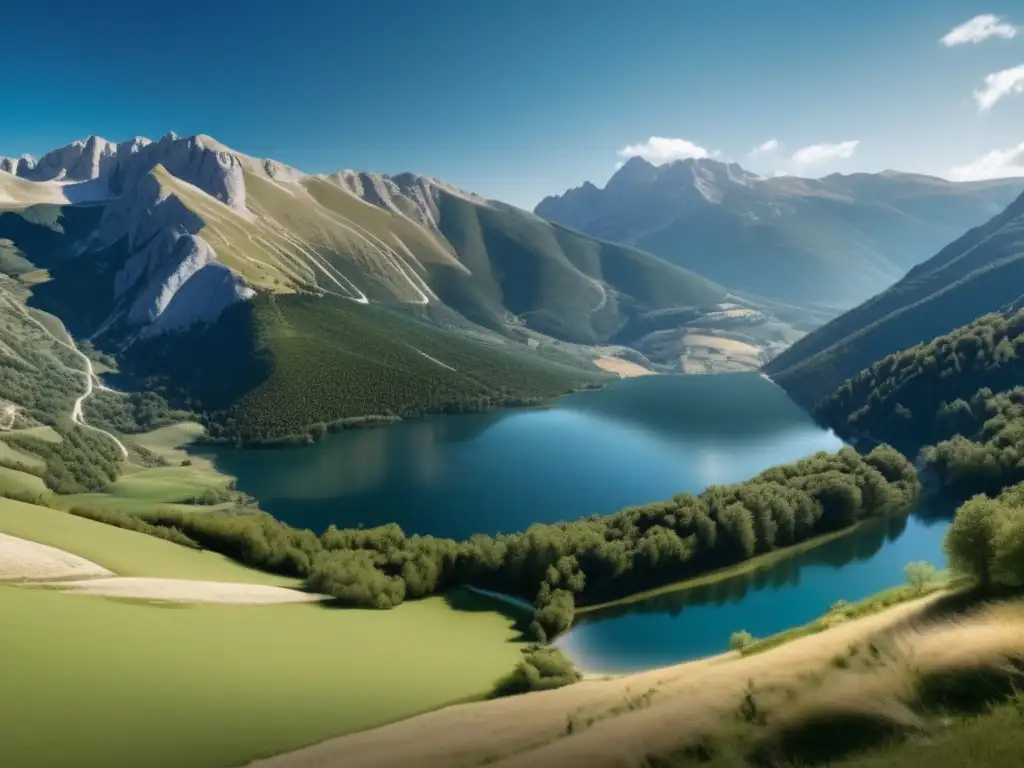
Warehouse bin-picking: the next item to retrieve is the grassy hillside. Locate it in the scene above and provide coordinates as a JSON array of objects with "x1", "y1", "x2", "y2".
[
  {"x1": 765, "y1": 189, "x2": 1024, "y2": 407},
  {"x1": 0, "y1": 492, "x2": 528, "y2": 768}
]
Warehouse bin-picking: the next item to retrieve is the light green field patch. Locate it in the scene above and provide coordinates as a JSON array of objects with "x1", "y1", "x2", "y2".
[
  {"x1": 0, "y1": 497, "x2": 296, "y2": 585},
  {"x1": 0, "y1": 465, "x2": 49, "y2": 499},
  {"x1": 0, "y1": 584, "x2": 524, "y2": 768},
  {"x1": 57, "y1": 423, "x2": 244, "y2": 515},
  {"x1": 130, "y1": 421, "x2": 207, "y2": 463},
  {"x1": 77, "y1": 465, "x2": 229, "y2": 505}
]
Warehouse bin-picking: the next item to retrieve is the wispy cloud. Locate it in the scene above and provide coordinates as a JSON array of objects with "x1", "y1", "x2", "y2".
[
  {"x1": 948, "y1": 141, "x2": 1024, "y2": 181},
  {"x1": 749, "y1": 139, "x2": 780, "y2": 157},
  {"x1": 941, "y1": 14, "x2": 1017, "y2": 46},
  {"x1": 791, "y1": 140, "x2": 859, "y2": 167},
  {"x1": 617, "y1": 136, "x2": 713, "y2": 165},
  {"x1": 975, "y1": 65, "x2": 1024, "y2": 111}
]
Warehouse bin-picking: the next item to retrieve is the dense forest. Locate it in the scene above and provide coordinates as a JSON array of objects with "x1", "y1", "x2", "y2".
[
  {"x1": 812, "y1": 308, "x2": 1024, "y2": 494},
  {"x1": 79, "y1": 444, "x2": 918, "y2": 641},
  {"x1": 764, "y1": 187, "x2": 1024, "y2": 408},
  {"x1": 121, "y1": 294, "x2": 607, "y2": 444}
]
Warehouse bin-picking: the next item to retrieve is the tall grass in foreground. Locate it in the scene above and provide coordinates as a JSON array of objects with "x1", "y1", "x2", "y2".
[{"x1": 634, "y1": 602, "x2": 1024, "y2": 768}]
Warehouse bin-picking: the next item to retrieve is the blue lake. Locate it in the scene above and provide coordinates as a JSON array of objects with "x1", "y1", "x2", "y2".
[{"x1": 196, "y1": 372, "x2": 952, "y2": 672}]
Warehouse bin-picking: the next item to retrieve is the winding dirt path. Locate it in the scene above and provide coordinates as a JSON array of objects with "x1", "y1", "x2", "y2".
[{"x1": 0, "y1": 282, "x2": 128, "y2": 458}]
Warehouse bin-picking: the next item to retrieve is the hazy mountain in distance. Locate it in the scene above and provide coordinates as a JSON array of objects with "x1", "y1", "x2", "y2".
[
  {"x1": 535, "y1": 156, "x2": 1023, "y2": 308},
  {"x1": 763, "y1": 187, "x2": 1024, "y2": 408}
]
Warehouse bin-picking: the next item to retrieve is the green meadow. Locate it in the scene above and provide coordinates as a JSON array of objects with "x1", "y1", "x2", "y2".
[
  {"x1": 0, "y1": 584, "x2": 524, "y2": 768},
  {"x1": 0, "y1": 496, "x2": 527, "y2": 767}
]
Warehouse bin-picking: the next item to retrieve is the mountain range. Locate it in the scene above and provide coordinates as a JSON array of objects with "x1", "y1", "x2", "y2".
[
  {"x1": 1, "y1": 133, "x2": 789, "y2": 441},
  {"x1": 535, "y1": 156, "x2": 1023, "y2": 308},
  {"x1": 4, "y1": 133, "x2": 1024, "y2": 442},
  {"x1": 0, "y1": 134, "x2": 739, "y2": 344}
]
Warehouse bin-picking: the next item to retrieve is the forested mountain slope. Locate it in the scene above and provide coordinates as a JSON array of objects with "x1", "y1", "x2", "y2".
[
  {"x1": 810, "y1": 305, "x2": 1024, "y2": 495},
  {"x1": 764, "y1": 188, "x2": 1024, "y2": 408}
]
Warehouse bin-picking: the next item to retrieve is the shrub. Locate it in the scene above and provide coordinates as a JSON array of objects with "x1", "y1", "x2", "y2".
[
  {"x1": 729, "y1": 630, "x2": 756, "y2": 651},
  {"x1": 904, "y1": 561, "x2": 939, "y2": 593}
]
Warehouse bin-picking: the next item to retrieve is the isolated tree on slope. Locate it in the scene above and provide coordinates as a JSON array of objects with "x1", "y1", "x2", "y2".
[{"x1": 943, "y1": 496, "x2": 1011, "y2": 587}]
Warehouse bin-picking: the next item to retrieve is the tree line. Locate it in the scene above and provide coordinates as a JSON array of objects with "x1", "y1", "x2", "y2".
[{"x1": 89, "y1": 444, "x2": 918, "y2": 641}]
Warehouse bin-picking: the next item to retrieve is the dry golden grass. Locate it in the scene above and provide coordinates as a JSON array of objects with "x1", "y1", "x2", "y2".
[
  {"x1": 593, "y1": 356, "x2": 655, "y2": 378},
  {"x1": 680, "y1": 334, "x2": 761, "y2": 356},
  {"x1": 252, "y1": 595, "x2": 952, "y2": 768}
]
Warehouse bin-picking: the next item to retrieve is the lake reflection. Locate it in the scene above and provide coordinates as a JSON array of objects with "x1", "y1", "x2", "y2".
[
  {"x1": 557, "y1": 510, "x2": 953, "y2": 674},
  {"x1": 195, "y1": 373, "x2": 844, "y2": 539}
]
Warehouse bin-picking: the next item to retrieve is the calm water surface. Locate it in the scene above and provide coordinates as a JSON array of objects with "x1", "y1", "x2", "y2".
[
  {"x1": 197, "y1": 373, "x2": 843, "y2": 539},
  {"x1": 557, "y1": 512, "x2": 952, "y2": 674},
  {"x1": 195, "y1": 373, "x2": 952, "y2": 672}
]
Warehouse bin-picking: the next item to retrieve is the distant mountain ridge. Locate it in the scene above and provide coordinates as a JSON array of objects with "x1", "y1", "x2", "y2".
[{"x1": 535, "y1": 156, "x2": 1023, "y2": 307}]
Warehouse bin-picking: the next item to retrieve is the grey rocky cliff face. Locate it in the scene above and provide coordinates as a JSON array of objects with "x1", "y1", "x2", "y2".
[
  {"x1": 328, "y1": 170, "x2": 443, "y2": 230},
  {"x1": 120, "y1": 233, "x2": 254, "y2": 336},
  {"x1": 100, "y1": 224, "x2": 254, "y2": 340},
  {"x1": 96, "y1": 171, "x2": 205, "y2": 253},
  {"x1": 0, "y1": 132, "x2": 266, "y2": 341},
  {"x1": 2, "y1": 133, "x2": 247, "y2": 212},
  {"x1": 109, "y1": 134, "x2": 247, "y2": 211}
]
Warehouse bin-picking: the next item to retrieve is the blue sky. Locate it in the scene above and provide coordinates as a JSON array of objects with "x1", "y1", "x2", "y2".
[{"x1": 3, "y1": 0, "x2": 1024, "y2": 208}]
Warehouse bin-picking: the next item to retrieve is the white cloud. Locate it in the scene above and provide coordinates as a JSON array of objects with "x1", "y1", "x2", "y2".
[
  {"x1": 791, "y1": 140, "x2": 859, "y2": 167},
  {"x1": 974, "y1": 65, "x2": 1024, "y2": 111},
  {"x1": 948, "y1": 141, "x2": 1024, "y2": 181},
  {"x1": 617, "y1": 136, "x2": 713, "y2": 165},
  {"x1": 940, "y1": 14, "x2": 1017, "y2": 46},
  {"x1": 749, "y1": 139, "x2": 780, "y2": 157}
]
